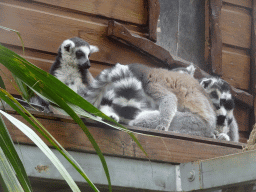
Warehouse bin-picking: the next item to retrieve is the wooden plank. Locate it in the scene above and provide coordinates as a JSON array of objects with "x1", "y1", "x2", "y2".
[
  {"x1": 210, "y1": 0, "x2": 223, "y2": 75},
  {"x1": 148, "y1": 0, "x2": 160, "y2": 42},
  {"x1": 33, "y1": 0, "x2": 148, "y2": 25},
  {"x1": 222, "y1": 46, "x2": 251, "y2": 90},
  {"x1": 221, "y1": 4, "x2": 252, "y2": 49},
  {"x1": 4, "y1": 111, "x2": 243, "y2": 164},
  {"x1": 0, "y1": 1, "x2": 154, "y2": 66},
  {"x1": 205, "y1": 0, "x2": 211, "y2": 71},
  {"x1": 234, "y1": 102, "x2": 250, "y2": 132},
  {"x1": 223, "y1": 0, "x2": 252, "y2": 8},
  {"x1": 252, "y1": 0, "x2": 256, "y2": 124}
]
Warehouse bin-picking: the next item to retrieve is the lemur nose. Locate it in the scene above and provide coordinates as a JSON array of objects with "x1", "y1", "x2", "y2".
[{"x1": 84, "y1": 61, "x2": 91, "y2": 69}]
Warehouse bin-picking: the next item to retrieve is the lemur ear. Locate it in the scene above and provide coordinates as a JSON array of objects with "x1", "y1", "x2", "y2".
[
  {"x1": 201, "y1": 79, "x2": 212, "y2": 89},
  {"x1": 64, "y1": 44, "x2": 72, "y2": 52},
  {"x1": 62, "y1": 39, "x2": 75, "y2": 52},
  {"x1": 187, "y1": 64, "x2": 196, "y2": 76},
  {"x1": 90, "y1": 45, "x2": 99, "y2": 53}
]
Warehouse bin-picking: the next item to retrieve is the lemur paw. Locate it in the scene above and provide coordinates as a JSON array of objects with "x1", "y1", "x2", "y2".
[
  {"x1": 156, "y1": 125, "x2": 168, "y2": 131},
  {"x1": 217, "y1": 133, "x2": 230, "y2": 141},
  {"x1": 108, "y1": 113, "x2": 120, "y2": 122}
]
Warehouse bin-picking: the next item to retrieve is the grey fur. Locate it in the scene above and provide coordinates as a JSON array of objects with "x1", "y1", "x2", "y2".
[
  {"x1": 199, "y1": 77, "x2": 239, "y2": 142},
  {"x1": 85, "y1": 63, "x2": 217, "y2": 139}
]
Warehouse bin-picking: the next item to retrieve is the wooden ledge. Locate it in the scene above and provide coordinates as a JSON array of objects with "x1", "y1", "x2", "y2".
[
  {"x1": 5, "y1": 109, "x2": 243, "y2": 164},
  {"x1": 107, "y1": 20, "x2": 253, "y2": 107}
]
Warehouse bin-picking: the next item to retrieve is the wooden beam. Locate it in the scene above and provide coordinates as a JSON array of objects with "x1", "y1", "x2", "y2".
[
  {"x1": 148, "y1": 0, "x2": 160, "y2": 42},
  {"x1": 107, "y1": 20, "x2": 253, "y2": 107},
  {"x1": 205, "y1": 0, "x2": 210, "y2": 72},
  {"x1": 209, "y1": 0, "x2": 223, "y2": 75},
  {"x1": 5, "y1": 109, "x2": 243, "y2": 164},
  {"x1": 252, "y1": 0, "x2": 256, "y2": 123}
]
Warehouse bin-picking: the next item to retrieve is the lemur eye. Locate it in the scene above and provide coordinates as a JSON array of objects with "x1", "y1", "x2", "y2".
[
  {"x1": 210, "y1": 91, "x2": 218, "y2": 99},
  {"x1": 76, "y1": 50, "x2": 85, "y2": 59}
]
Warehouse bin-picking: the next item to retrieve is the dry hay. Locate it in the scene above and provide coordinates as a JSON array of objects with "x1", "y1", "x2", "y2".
[{"x1": 243, "y1": 123, "x2": 256, "y2": 151}]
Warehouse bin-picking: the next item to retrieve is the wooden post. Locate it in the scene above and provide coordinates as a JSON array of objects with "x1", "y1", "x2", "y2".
[
  {"x1": 209, "y1": 0, "x2": 223, "y2": 75},
  {"x1": 148, "y1": 0, "x2": 160, "y2": 42},
  {"x1": 252, "y1": 0, "x2": 256, "y2": 124}
]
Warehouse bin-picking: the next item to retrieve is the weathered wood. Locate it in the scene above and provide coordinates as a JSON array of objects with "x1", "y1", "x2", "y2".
[
  {"x1": 4, "y1": 110, "x2": 243, "y2": 164},
  {"x1": 252, "y1": 0, "x2": 256, "y2": 124},
  {"x1": 33, "y1": 0, "x2": 148, "y2": 25},
  {"x1": 223, "y1": 0, "x2": 252, "y2": 8},
  {"x1": 221, "y1": 4, "x2": 252, "y2": 49},
  {"x1": 234, "y1": 103, "x2": 250, "y2": 132},
  {"x1": 222, "y1": 46, "x2": 251, "y2": 90},
  {"x1": 0, "y1": 1, "x2": 154, "y2": 66},
  {"x1": 205, "y1": 0, "x2": 211, "y2": 69},
  {"x1": 210, "y1": 0, "x2": 223, "y2": 75},
  {"x1": 107, "y1": 20, "x2": 254, "y2": 107},
  {"x1": 148, "y1": 0, "x2": 160, "y2": 42}
]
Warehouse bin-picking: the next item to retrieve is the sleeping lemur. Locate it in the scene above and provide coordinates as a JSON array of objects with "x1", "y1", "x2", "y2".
[
  {"x1": 84, "y1": 63, "x2": 217, "y2": 139},
  {"x1": 170, "y1": 65, "x2": 239, "y2": 142},
  {"x1": 30, "y1": 37, "x2": 98, "y2": 111},
  {"x1": 199, "y1": 77, "x2": 239, "y2": 142}
]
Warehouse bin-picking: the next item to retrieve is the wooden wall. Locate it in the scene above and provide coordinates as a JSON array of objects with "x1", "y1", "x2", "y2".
[
  {"x1": 205, "y1": 0, "x2": 254, "y2": 143},
  {"x1": 0, "y1": 0, "x2": 156, "y2": 96},
  {"x1": 0, "y1": 0, "x2": 251, "y2": 145}
]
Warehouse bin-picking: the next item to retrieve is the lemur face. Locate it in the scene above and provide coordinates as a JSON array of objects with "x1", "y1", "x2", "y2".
[
  {"x1": 61, "y1": 37, "x2": 98, "y2": 69},
  {"x1": 200, "y1": 77, "x2": 234, "y2": 123}
]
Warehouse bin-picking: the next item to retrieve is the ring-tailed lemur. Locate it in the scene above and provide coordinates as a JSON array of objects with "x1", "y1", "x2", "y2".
[
  {"x1": 199, "y1": 77, "x2": 239, "y2": 142},
  {"x1": 169, "y1": 65, "x2": 239, "y2": 142},
  {"x1": 30, "y1": 37, "x2": 98, "y2": 112},
  {"x1": 84, "y1": 63, "x2": 217, "y2": 139}
]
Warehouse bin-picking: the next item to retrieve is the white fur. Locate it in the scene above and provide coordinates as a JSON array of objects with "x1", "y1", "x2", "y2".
[{"x1": 100, "y1": 105, "x2": 120, "y2": 122}]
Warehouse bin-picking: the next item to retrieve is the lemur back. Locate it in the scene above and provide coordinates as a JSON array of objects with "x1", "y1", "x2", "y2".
[
  {"x1": 30, "y1": 37, "x2": 98, "y2": 112},
  {"x1": 85, "y1": 63, "x2": 217, "y2": 139}
]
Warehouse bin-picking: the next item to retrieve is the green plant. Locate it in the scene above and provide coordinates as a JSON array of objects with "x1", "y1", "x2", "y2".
[{"x1": 0, "y1": 27, "x2": 147, "y2": 192}]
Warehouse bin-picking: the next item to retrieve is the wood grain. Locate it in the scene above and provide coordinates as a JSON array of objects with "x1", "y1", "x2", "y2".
[
  {"x1": 205, "y1": 0, "x2": 210, "y2": 69},
  {"x1": 221, "y1": 4, "x2": 252, "y2": 49},
  {"x1": 234, "y1": 103, "x2": 250, "y2": 132},
  {"x1": 4, "y1": 111, "x2": 243, "y2": 164},
  {"x1": 0, "y1": 1, "x2": 153, "y2": 66},
  {"x1": 33, "y1": 0, "x2": 148, "y2": 25},
  {"x1": 223, "y1": 0, "x2": 252, "y2": 8},
  {"x1": 253, "y1": 0, "x2": 256, "y2": 124},
  {"x1": 148, "y1": 0, "x2": 160, "y2": 42},
  {"x1": 222, "y1": 46, "x2": 251, "y2": 90},
  {"x1": 210, "y1": 0, "x2": 223, "y2": 75}
]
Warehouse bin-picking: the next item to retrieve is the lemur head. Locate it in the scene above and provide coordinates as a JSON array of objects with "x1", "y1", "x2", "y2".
[
  {"x1": 172, "y1": 64, "x2": 195, "y2": 76},
  {"x1": 60, "y1": 37, "x2": 99, "y2": 69},
  {"x1": 199, "y1": 77, "x2": 235, "y2": 125}
]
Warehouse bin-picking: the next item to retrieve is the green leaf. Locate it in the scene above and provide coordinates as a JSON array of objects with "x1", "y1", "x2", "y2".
[
  {"x1": 0, "y1": 110, "x2": 81, "y2": 192},
  {"x1": 0, "y1": 89, "x2": 99, "y2": 192},
  {"x1": 0, "y1": 43, "x2": 149, "y2": 191},
  {"x1": 13, "y1": 76, "x2": 33, "y2": 101},
  {"x1": 0, "y1": 111, "x2": 32, "y2": 191},
  {"x1": 0, "y1": 26, "x2": 24, "y2": 54},
  {"x1": 0, "y1": 147, "x2": 25, "y2": 192}
]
